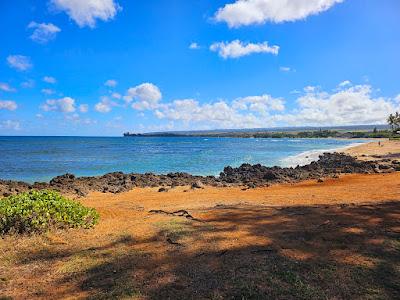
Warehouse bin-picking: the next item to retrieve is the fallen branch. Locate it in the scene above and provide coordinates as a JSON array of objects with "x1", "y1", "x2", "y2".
[
  {"x1": 166, "y1": 238, "x2": 183, "y2": 246},
  {"x1": 149, "y1": 209, "x2": 205, "y2": 222}
]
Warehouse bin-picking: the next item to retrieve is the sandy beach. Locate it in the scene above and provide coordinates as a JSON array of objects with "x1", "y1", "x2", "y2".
[
  {"x1": 1, "y1": 140, "x2": 399, "y2": 299},
  {"x1": 344, "y1": 139, "x2": 400, "y2": 160}
]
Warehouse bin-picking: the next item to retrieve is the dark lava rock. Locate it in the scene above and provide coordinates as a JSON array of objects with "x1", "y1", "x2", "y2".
[
  {"x1": 191, "y1": 181, "x2": 205, "y2": 189},
  {"x1": 0, "y1": 152, "x2": 392, "y2": 198}
]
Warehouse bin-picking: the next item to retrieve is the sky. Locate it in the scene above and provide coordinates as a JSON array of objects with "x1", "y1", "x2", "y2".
[{"x1": 0, "y1": 0, "x2": 399, "y2": 136}]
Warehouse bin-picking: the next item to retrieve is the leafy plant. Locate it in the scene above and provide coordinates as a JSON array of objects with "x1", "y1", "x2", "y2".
[
  {"x1": 0, "y1": 190, "x2": 99, "y2": 234},
  {"x1": 387, "y1": 112, "x2": 400, "y2": 132}
]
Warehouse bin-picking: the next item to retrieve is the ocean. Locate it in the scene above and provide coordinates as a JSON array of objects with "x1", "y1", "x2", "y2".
[{"x1": 0, "y1": 136, "x2": 369, "y2": 183}]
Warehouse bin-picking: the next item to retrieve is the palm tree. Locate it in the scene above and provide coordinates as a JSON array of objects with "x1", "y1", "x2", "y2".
[
  {"x1": 387, "y1": 112, "x2": 400, "y2": 132},
  {"x1": 388, "y1": 114, "x2": 396, "y2": 132}
]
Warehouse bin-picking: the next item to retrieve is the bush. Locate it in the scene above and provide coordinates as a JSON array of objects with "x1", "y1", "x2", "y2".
[{"x1": 0, "y1": 190, "x2": 99, "y2": 234}]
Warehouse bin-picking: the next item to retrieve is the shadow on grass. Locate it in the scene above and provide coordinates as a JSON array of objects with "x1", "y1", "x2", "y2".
[{"x1": 12, "y1": 201, "x2": 400, "y2": 299}]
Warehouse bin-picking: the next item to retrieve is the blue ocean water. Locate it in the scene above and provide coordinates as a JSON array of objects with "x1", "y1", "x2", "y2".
[{"x1": 0, "y1": 136, "x2": 368, "y2": 183}]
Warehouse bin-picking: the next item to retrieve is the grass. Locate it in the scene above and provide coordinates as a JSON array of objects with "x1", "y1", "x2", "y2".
[{"x1": 153, "y1": 219, "x2": 193, "y2": 241}]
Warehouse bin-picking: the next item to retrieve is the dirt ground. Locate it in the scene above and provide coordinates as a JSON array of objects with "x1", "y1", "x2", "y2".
[{"x1": 1, "y1": 171, "x2": 400, "y2": 299}]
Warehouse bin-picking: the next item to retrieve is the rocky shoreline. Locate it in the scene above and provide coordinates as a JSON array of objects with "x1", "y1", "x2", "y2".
[{"x1": 1, "y1": 152, "x2": 399, "y2": 198}]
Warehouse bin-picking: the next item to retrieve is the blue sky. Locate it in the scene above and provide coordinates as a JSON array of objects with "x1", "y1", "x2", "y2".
[{"x1": 1, "y1": 0, "x2": 399, "y2": 136}]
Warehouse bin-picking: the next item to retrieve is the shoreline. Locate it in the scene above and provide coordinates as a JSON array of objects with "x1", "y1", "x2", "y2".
[
  {"x1": 1, "y1": 138, "x2": 374, "y2": 184},
  {"x1": 281, "y1": 140, "x2": 371, "y2": 167},
  {"x1": 1, "y1": 140, "x2": 399, "y2": 198}
]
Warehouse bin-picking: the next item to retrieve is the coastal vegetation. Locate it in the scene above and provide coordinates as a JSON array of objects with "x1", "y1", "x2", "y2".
[
  {"x1": 123, "y1": 129, "x2": 397, "y2": 139},
  {"x1": 124, "y1": 116, "x2": 400, "y2": 139},
  {"x1": 0, "y1": 190, "x2": 99, "y2": 234}
]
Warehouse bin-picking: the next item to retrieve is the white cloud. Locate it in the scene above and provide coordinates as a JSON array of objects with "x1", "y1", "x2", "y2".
[
  {"x1": 125, "y1": 83, "x2": 162, "y2": 110},
  {"x1": 189, "y1": 42, "x2": 200, "y2": 50},
  {"x1": 43, "y1": 76, "x2": 57, "y2": 84},
  {"x1": 232, "y1": 95, "x2": 285, "y2": 115},
  {"x1": 0, "y1": 100, "x2": 18, "y2": 111},
  {"x1": 95, "y1": 102, "x2": 111, "y2": 113},
  {"x1": 281, "y1": 84, "x2": 400, "y2": 126},
  {"x1": 28, "y1": 22, "x2": 61, "y2": 43},
  {"x1": 0, "y1": 83, "x2": 16, "y2": 92},
  {"x1": 41, "y1": 88, "x2": 56, "y2": 95},
  {"x1": 141, "y1": 82, "x2": 399, "y2": 130},
  {"x1": 65, "y1": 113, "x2": 96, "y2": 125},
  {"x1": 94, "y1": 96, "x2": 117, "y2": 113},
  {"x1": 7, "y1": 55, "x2": 33, "y2": 71},
  {"x1": 155, "y1": 99, "x2": 269, "y2": 129},
  {"x1": 105, "y1": 79, "x2": 117, "y2": 87},
  {"x1": 304, "y1": 85, "x2": 317, "y2": 93},
  {"x1": 41, "y1": 97, "x2": 76, "y2": 113},
  {"x1": 210, "y1": 40, "x2": 279, "y2": 59},
  {"x1": 280, "y1": 66, "x2": 291, "y2": 72},
  {"x1": 215, "y1": 0, "x2": 344, "y2": 27},
  {"x1": 111, "y1": 92, "x2": 121, "y2": 99},
  {"x1": 50, "y1": 0, "x2": 121, "y2": 28},
  {"x1": 21, "y1": 79, "x2": 35, "y2": 88},
  {"x1": 0, "y1": 120, "x2": 21, "y2": 131},
  {"x1": 338, "y1": 80, "x2": 351, "y2": 87},
  {"x1": 79, "y1": 104, "x2": 89, "y2": 113}
]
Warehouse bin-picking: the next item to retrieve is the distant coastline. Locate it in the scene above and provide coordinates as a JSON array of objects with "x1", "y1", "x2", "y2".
[{"x1": 123, "y1": 128, "x2": 396, "y2": 139}]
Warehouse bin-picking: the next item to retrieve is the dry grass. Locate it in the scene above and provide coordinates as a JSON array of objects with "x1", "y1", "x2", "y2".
[{"x1": 1, "y1": 173, "x2": 400, "y2": 299}]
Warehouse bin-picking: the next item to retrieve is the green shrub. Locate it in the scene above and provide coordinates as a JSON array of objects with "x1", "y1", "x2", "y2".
[{"x1": 0, "y1": 190, "x2": 99, "y2": 234}]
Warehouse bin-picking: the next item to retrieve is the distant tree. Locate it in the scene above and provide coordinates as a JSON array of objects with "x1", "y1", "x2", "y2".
[
  {"x1": 373, "y1": 127, "x2": 377, "y2": 133},
  {"x1": 387, "y1": 112, "x2": 400, "y2": 132}
]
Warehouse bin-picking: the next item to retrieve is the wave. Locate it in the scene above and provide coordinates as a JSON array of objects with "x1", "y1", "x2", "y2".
[{"x1": 280, "y1": 142, "x2": 367, "y2": 167}]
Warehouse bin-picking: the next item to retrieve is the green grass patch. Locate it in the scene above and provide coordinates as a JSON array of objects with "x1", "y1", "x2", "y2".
[
  {"x1": 0, "y1": 190, "x2": 99, "y2": 234},
  {"x1": 153, "y1": 219, "x2": 192, "y2": 240}
]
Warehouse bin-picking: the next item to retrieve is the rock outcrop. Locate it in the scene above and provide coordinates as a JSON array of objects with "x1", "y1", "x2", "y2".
[{"x1": 0, "y1": 153, "x2": 397, "y2": 198}]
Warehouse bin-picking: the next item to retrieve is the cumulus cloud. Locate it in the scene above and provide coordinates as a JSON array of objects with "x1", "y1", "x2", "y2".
[
  {"x1": 41, "y1": 97, "x2": 76, "y2": 113},
  {"x1": 189, "y1": 42, "x2": 200, "y2": 50},
  {"x1": 304, "y1": 85, "x2": 317, "y2": 93},
  {"x1": 21, "y1": 79, "x2": 35, "y2": 88},
  {"x1": 7, "y1": 55, "x2": 32, "y2": 71},
  {"x1": 41, "y1": 88, "x2": 56, "y2": 95},
  {"x1": 215, "y1": 0, "x2": 344, "y2": 27},
  {"x1": 65, "y1": 113, "x2": 97, "y2": 125},
  {"x1": 95, "y1": 102, "x2": 111, "y2": 113},
  {"x1": 338, "y1": 80, "x2": 351, "y2": 87},
  {"x1": 281, "y1": 84, "x2": 400, "y2": 126},
  {"x1": 104, "y1": 79, "x2": 117, "y2": 87},
  {"x1": 124, "y1": 83, "x2": 162, "y2": 110},
  {"x1": 141, "y1": 82, "x2": 399, "y2": 130},
  {"x1": 155, "y1": 99, "x2": 267, "y2": 129},
  {"x1": 43, "y1": 76, "x2": 57, "y2": 84},
  {"x1": 94, "y1": 96, "x2": 117, "y2": 113},
  {"x1": 28, "y1": 22, "x2": 61, "y2": 43},
  {"x1": 79, "y1": 104, "x2": 89, "y2": 113},
  {"x1": 0, "y1": 83, "x2": 16, "y2": 92},
  {"x1": 0, "y1": 120, "x2": 21, "y2": 131},
  {"x1": 111, "y1": 92, "x2": 121, "y2": 99},
  {"x1": 50, "y1": 0, "x2": 121, "y2": 28},
  {"x1": 210, "y1": 40, "x2": 279, "y2": 59},
  {"x1": 233, "y1": 95, "x2": 285, "y2": 115},
  {"x1": 0, "y1": 100, "x2": 18, "y2": 111}
]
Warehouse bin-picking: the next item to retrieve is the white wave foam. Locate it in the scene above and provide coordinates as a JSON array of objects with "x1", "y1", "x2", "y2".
[{"x1": 280, "y1": 142, "x2": 367, "y2": 167}]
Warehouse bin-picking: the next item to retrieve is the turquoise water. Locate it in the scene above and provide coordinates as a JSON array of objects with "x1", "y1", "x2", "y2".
[{"x1": 0, "y1": 136, "x2": 368, "y2": 183}]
